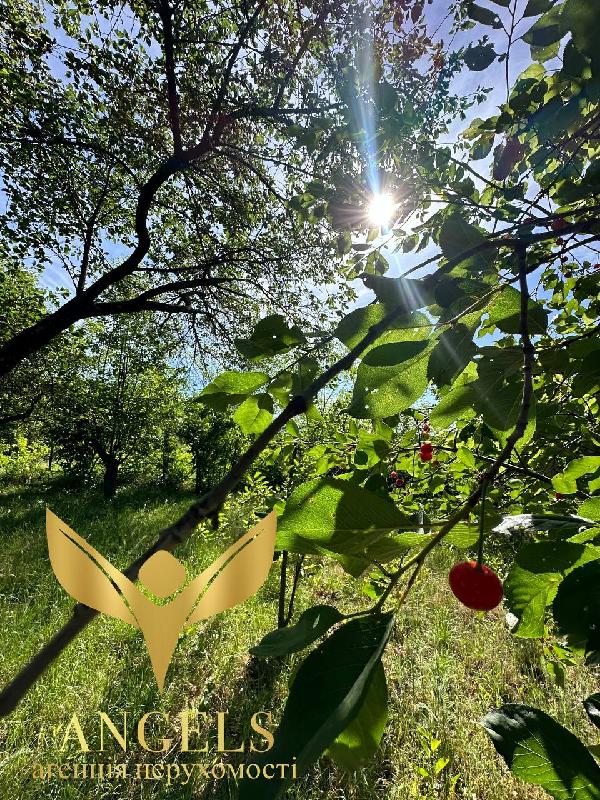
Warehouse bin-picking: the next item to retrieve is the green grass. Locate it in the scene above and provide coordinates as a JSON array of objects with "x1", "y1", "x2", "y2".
[{"x1": 0, "y1": 481, "x2": 597, "y2": 799}]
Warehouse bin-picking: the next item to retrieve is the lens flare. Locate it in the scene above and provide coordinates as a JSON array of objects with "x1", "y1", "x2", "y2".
[{"x1": 367, "y1": 192, "x2": 395, "y2": 227}]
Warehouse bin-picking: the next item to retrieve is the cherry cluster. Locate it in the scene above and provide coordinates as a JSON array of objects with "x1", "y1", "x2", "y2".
[
  {"x1": 419, "y1": 420, "x2": 433, "y2": 462},
  {"x1": 387, "y1": 469, "x2": 410, "y2": 491}
]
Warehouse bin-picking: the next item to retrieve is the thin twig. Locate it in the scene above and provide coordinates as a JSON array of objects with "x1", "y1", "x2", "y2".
[{"x1": 278, "y1": 551, "x2": 289, "y2": 628}]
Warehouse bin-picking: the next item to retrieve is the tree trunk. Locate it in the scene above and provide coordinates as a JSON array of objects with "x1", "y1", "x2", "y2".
[
  {"x1": 162, "y1": 430, "x2": 173, "y2": 483},
  {"x1": 194, "y1": 452, "x2": 202, "y2": 495},
  {"x1": 102, "y1": 458, "x2": 119, "y2": 499}
]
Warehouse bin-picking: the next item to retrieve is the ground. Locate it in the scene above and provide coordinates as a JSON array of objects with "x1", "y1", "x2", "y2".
[{"x1": 0, "y1": 483, "x2": 596, "y2": 799}]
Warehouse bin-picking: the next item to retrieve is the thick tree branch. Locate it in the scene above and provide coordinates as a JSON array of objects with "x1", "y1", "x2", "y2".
[
  {"x1": 0, "y1": 153, "x2": 203, "y2": 377},
  {"x1": 0, "y1": 394, "x2": 42, "y2": 426},
  {"x1": 157, "y1": 0, "x2": 183, "y2": 155}
]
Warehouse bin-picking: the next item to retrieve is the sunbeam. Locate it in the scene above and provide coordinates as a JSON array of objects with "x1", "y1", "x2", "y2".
[{"x1": 367, "y1": 192, "x2": 396, "y2": 228}]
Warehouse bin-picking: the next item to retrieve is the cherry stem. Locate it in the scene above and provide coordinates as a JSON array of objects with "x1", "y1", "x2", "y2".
[{"x1": 476, "y1": 480, "x2": 489, "y2": 570}]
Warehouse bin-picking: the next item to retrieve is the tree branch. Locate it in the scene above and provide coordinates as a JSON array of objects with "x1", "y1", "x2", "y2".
[
  {"x1": 0, "y1": 395, "x2": 42, "y2": 426},
  {"x1": 157, "y1": 0, "x2": 183, "y2": 155}
]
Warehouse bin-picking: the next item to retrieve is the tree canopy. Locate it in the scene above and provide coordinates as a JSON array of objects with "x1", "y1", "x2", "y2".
[{"x1": 1, "y1": 1, "x2": 600, "y2": 798}]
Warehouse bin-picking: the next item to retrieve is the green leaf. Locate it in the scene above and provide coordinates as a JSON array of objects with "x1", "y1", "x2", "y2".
[
  {"x1": 553, "y1": 561, "x2": 600, "y2": 648},
  {"x1": 268, "y1": 372, "x2": 293, "y2": 406},
  {"x1": 276, "y1": 478, "x2": 410, "y2": 556},
  {"x1": 334, "y1": 304, "x2": 386, "y2": 349},
  {"x1": 552, "y1": 456, "x2": 600, "y2": 495},
  {"x1": 358, "y1": 532, "x2": 424, "y2": 563},
  {"x1": 562, "y1": 0, "x2": 600, "y2": 59},
  {"x1": 573, "y1": 351, "x2": 600, "y2": 397},
  {"x1": 486, "y1": 286, "x2": 549, "y2": 334},
  {"x1": 362, "y1": 339, "x2": 429, "y2": 368},
  {"x1": 430, "y1": 363, "x2": 478, "y2": 427},
  {"x1": 347, "y1": 317, "x2": 433, "y2": 419},
  {"x1": 523, "y1": 5, "x2": 565, "y2": 48},
  {"x1": 523, "y1": 0, "x2": 553, "y2": 16},
  {"x1": 438, "y1": 212, "x2": 495, "y2": 272},
  {"x1": 250, "y1": 605, "x2": 343, "y2": 658},
  {"x1": 238, "y1": 614, "x2": 394, "y2": 800},
  {"x1": 285, "y1": 418, "x2": 300, "y2": 437},
  {"x1": 361, "y1": 275, "x2": 435, "y2": 312},
  {"x1": 354, "y1": 430, "x2": 390, "y2": 469},
  {"x1": 445, "y1": 524, "x2": 481, "y2": 547},
  {"x1": 457, "y1": 445, "x2": 476, "y2": 468},
  {"x1": 198, "y1": 371, "x2": 270, "y2": 408},
  {"x1": 467, "y1": 1, "x2": 502, "y2": 27},
  {"x1": 233, "y1": 393, "x2": 274, "y2": 434},
  {"x1": 327, "y1": 661, "x2": 388, "y2": 771},
  {"x1": 583, "y1": 694, "x2": 600, "y2": 731},
  {"x1": 235, "y1": 314, "x2": 306, "y2": 361},
  {"x1": 482, "y1": 704, "x2": 600, "y2": 800},
  {"x1": 427, "y1": 324, "x2": 477, "y2": 386},
  {"x1": 579, "y1": 498, "x2": 600, "y2": 521},
  {"x1": 349, "y1": 348, "x2": 431, "y2": 418},
  {"x1": 504, "y1": 541, "x2": 600, "y2": 638},
  {"x1": 464, "y1": 43, "x2": 497, "y2": 71},
  {"x1": 472, "y1": 375, "x2": 535, "y2": 442}
]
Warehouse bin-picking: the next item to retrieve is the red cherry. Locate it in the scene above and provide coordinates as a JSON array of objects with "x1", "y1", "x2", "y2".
[
  {"x1": 390, "y1": 471, "x2": 397, "y2": 479},
  {"x1": 421, "y1": 441, "x2": 433, "y2": 452},
  {"x1": 422, "y1": 424, "x2": 430, "y2": 433},
  {"x1": 555, "y1": 492, "x2": 563, "y2": 500},
  {"x1": 395, "y1": 478, "x2": 404, "y2": 487},
  {"x1": 448, "y1": 561, "x2": 503, "y2": 611},
  {"x1": 551, "y1": 217, "x2": 569, "y2": 232},
  {"x1": 420, "y1": 449, "x2": 433, "y2": 462},
  {"x1": 593, "y1": 263, "x2": 600, "y2": 270}
]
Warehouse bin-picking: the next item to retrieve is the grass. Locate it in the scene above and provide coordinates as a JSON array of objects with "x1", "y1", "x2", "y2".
[{"x1": 0, "y1": 480, "x2": 597, "y2": 799}]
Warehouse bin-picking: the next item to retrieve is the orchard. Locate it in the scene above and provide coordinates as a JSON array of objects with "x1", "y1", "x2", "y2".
[{"x1": 0, "y1": 0, "x2": 600, "y2": 799}]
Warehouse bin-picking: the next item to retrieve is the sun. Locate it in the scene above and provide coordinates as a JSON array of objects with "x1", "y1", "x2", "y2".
[{"x1": 367, "y1": 192, "x2": 396, "y2": 228}]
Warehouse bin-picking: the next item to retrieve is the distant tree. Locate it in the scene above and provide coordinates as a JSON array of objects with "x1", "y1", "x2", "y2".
[
  {"x1": 0, "y1": 259, "x2": 87, "y2": 481},
  {"x1": 48, "y1": 315, "x2": 183, "y2": 497},
  {"x1": 180, "y1": 402, "x2": 246, "y2": 495}
]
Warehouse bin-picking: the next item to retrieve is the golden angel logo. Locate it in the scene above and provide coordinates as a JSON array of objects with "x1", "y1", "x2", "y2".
[{"x1": 46, "y1": 509, "x2": 277, "y2": 692}]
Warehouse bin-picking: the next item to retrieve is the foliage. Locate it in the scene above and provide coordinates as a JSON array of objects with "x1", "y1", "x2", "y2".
[
  {"x1": 482, "y1": 701, "x2": 600, "y2": 799},
  {"x1": 46, "y1": 315, "x2": 184, "y2": 497},
  {"x1": 1, "y1": 0, "x2": 600, "y2": 797}
]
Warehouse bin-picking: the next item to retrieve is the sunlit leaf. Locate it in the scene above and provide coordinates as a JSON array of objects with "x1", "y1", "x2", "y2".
[{"x1": 482, "y1": 703, "x2": 600, "y2": 799}]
